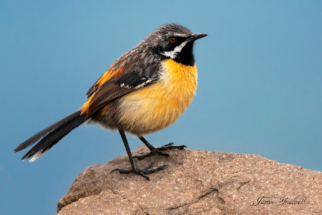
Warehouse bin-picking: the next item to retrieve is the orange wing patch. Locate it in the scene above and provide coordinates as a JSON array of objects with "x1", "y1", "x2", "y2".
[
  {"x1": 80, "y1": 67, "x2": 124, "y2": 115},
  {"x1": 96, "y1": 67, "x2": 124, "y2": 88}
]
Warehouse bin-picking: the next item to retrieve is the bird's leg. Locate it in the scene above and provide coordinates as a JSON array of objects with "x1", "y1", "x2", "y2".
[
  {"x1": 111, "y1": 130, "x2": 167, "y2": 180},
  {"x1": 133, "y1": 136, "x2": 186, "y2": 160}
]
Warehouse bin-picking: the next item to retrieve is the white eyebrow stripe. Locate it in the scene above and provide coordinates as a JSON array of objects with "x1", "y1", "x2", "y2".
[
  {"x1": 161, "y1": 41, "x2": 188, "y2": 59},
  {"x1": 172, "y1": 33, "x2": 188, "y2": 37}
]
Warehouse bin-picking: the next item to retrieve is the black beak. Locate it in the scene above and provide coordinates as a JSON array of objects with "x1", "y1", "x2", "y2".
[{"x1": 187, "y1": 33, "x2": 208, "y2": 42}]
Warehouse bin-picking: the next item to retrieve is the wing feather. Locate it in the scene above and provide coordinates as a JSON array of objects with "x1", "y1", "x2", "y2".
[{"x1": 82, "y1": 54, "x2": 161, "y2": 117}]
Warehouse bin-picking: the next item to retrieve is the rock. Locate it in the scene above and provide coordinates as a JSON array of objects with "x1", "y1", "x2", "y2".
[{"x1": 57, "y1": 145, "x2": 322, "y2": 215}]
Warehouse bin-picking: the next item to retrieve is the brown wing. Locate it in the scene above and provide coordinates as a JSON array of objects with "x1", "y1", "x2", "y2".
[
  {"x1": 80, "y1": 54, "x2": 161, "y2": 118},
  {"x1": 86, "y1": 75, "x2": 102, "y2": 98},
  {"x1": 86, "y1": 66, "x2": 123, "y2": 98},
  {"x1": 84, "y1": 80, "x2": 133, "y2": 117}
]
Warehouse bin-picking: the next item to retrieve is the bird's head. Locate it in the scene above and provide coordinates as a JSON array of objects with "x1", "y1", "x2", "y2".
[{"x1": 143, "y1": 24, "x2": 207, "y2": 66}]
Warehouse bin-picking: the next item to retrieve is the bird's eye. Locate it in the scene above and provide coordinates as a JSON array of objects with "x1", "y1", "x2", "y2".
[{"x1": 169, "y1": 37, "x2": 177, "y2": 43}]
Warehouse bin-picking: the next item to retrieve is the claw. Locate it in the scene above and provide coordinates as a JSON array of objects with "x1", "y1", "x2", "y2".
[
  {"x1": 133, "y1": 150, "x2": 169, "y2": 160},
  {"x1": 144, "y1": 164, "x2": 168, "y2": 174},
  {"x1": 134, "y1": 142, "x2": 186, "y2": 160},
  {"x1": 163, "y1": 142, "x2": 174, "y2": 147},
  {"x1": 111, "y1": 162, "x2": 168, "y2": 180}
]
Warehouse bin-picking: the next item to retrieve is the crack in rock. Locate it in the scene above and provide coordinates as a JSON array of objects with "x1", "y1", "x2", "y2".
[
  {"x1": 167, "y1": 188, "x2": 221, "y2": 211},
  {"x1": 237, "y1": 180, "x2": 251, "y2": 190}
]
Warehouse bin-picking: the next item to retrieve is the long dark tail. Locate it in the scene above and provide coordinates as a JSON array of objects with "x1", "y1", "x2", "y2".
[{"x1": 14, "y1": 110, "x2": 86, "y2": 162}]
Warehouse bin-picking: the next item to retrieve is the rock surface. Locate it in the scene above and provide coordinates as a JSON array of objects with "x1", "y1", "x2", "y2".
[{"x1": 57, "y1": 145, "x2": 322, "y2": 215}]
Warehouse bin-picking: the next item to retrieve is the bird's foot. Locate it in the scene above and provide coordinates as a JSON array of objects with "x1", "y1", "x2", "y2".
[
  {"x1": 133, "y1": 142, "x2": 186, "y2": 160},
  {"x1": 111, "y1": 162, "x2": 168, "y2": 180}
]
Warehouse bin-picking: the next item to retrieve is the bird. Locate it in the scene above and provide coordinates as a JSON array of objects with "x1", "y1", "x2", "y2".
[{"x1": 14, "y1": 23, "x2": 207, "y2": 180}]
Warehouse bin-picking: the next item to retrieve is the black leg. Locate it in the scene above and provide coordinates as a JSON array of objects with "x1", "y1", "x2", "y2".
[
  {"x1": 111, "y1": 130, "x2": 168, "y2": 180},
  {"x1": 133, "y1": 136, "x2": 186, "y2": 160}
]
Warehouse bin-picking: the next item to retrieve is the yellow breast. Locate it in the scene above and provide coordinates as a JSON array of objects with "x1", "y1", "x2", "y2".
[{"x1": 118, "y1": 59, "x2": 198, "y2": 135}]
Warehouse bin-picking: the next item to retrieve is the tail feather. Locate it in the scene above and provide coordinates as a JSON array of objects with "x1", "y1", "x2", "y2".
[{"x1": 14, "y1": 110, "x2": 86, "y2": 161}]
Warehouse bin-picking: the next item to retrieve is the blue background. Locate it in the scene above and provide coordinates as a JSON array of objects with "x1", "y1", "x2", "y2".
[{"x1": 1, "y1": 1, "x2": 321, "y2": 214}]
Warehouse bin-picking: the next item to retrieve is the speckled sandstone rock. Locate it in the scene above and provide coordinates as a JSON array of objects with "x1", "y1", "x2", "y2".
[{"x1": 57, "y1": 145, "x2": 322, "y2": 215}]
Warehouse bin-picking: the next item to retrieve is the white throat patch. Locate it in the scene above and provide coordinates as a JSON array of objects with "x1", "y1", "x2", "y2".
[{"x1": 161, "y1": 41, "x2": 188, "y2": 59}]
